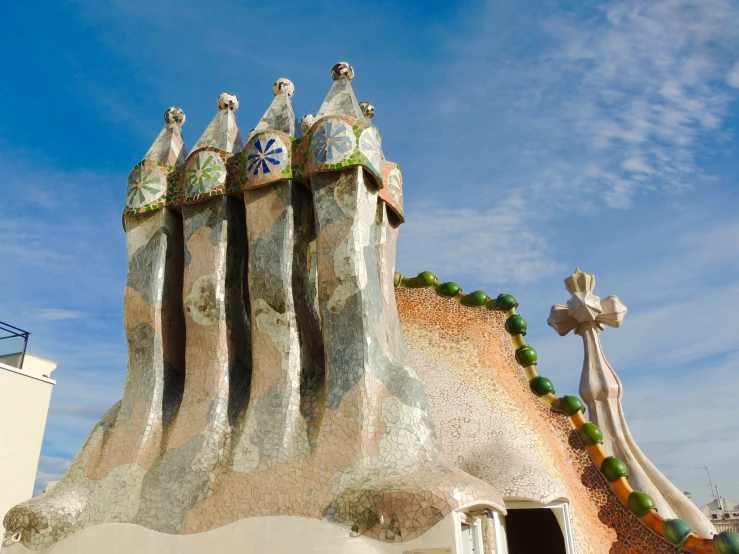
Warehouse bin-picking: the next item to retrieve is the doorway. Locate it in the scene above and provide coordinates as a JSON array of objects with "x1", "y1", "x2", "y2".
[{"x1": 504, "y1": 508, "x2": 567, "y2": 554}]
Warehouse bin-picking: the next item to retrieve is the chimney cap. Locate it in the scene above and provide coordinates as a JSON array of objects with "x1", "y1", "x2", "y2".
[
  {"x1": 164, "y1": 106, "x2": 186, "y2": 126},
  {"x1": 217, "y1": 92, "x2": 239, "y2": 111},
  {"x1": 331, "y1": 62, "x2": 354, "y2": 81},
  {"x1": 359, "y1": 101, "x2": 374, "y2": 120},
  {"x1": 272, "y1": 78, "x2": 295, "y2": 97}
]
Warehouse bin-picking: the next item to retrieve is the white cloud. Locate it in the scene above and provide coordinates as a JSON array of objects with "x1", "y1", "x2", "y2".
[
  {"x1": 604, "y1": 179, "x2": 639, "y2": 208},
  {"x1": 726, "y1": 62, "x2": 739, "y2": 87},
  {"x1": 621, "y1": 157, "x2": 654, "y2": 174}
]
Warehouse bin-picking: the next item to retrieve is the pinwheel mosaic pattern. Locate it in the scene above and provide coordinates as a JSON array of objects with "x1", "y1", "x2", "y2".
[
  {"x1": 185, "y1": 151, "x2": 226, "y2": 196},
  {"x1": 246, "y1": 134, "x2": 288, "y2": 177},
  {"x1": 359, "y1": 127, "x2": 382, "y2": 173},
  {"x1": 126, "y1": 164, "x2": 166, "y2": 208},
  {"x1": 310, "y1": 120, "x2": 356, "y2": 165}
]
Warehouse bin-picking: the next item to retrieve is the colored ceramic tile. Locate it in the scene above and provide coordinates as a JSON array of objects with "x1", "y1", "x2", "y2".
[{"x1": 4, "y1": 62, "x2": 713, "y2": 554}]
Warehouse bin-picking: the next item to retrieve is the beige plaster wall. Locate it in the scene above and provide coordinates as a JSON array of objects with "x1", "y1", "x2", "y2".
[
  {"x1": 1, "y1": 512, "x2": 462, "y2": 554},
  {"x1": 18, "y1": 356, "x2": 56, "y2": 381},
  {"x1": 0, "y1": 358, "x2": 55, "y2": 537}
]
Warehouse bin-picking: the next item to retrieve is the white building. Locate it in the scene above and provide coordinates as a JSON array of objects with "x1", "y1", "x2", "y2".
[
  {"x1": 702, "y1": 497, "x2": 739, "y2": 534},
  {"x1": 0, "y1": 323, "x2": 57, "y2": 538}
]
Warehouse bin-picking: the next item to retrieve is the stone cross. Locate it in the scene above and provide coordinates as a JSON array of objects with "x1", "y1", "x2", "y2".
[
  {"x1": 547, "y1": 268, "x2": 715, "y2": 537},
  {"x1": 547, "y1": 267, "x2": 627, "y2": 337}
]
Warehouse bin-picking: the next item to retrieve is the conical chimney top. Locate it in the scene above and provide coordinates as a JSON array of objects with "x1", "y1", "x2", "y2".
[
  {"x1": 143, "y1": 106, "x2": 187, "y2": 168},
  {"x1": 124, "y1": 106, "x2": 187, "y2": 214},
  {"x1": 316, "y1": 62, "x2": 365, "y2": 121},
  {"x1": 253, "y1": 78, "x2": 300, "y2": 137},
  {"x1": 192, "y1": 92, "x2": 243, "y2": 154}
]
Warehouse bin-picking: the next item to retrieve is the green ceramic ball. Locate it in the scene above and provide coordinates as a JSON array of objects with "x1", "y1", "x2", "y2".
[
  {"x1": 515, "y1": 345, "x2": 538, "y2": 366},
  {"x1": 496, "y1": 293, "x2": 518, "y2": 311},
  {"x1": 505, "y1": 314, "x2": 528, "y2": 336},
  {"x1": 627, "y1": 491, "x2": 656, "y2": 517},
  {"x1": 440, "y1": 282, "x2": 461, "y2": 297},
  {"x1": 417, "y1": 271, "x2": 437, "y2": 287},
  {"x1": 529, "y1": 376, "x2": 554, "y2": 396}
]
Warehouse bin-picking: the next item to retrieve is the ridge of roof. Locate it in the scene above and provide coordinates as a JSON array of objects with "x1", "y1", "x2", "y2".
[{"x1": 395, "y1": 269, "x2": 737, "y2": 554}]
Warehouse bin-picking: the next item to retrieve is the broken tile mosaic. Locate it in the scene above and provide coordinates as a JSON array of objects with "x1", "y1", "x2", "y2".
[{"x1": 4, "y1": 62, "x2": 725, "y2": 554}]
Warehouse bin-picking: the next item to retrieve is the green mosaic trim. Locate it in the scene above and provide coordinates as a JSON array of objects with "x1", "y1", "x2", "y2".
[
  {"x1": 505, "y1": 314, "x2": 527, "y2": 336},
  {"x1": 529, "y1": 375, "x2": 554, "y2": 397},
  {"x1": 395, "y1": 270, "x2": 724, "y2": 554},
  {"x1": 292, "y1": 134, "x2": 309, "y2": 179},
  {"x1": 166, "y1": 146, "x2": 232, "y2": 207},
  {"x1": 165, "y1": 165, "x2": 186, "y2": 206}
]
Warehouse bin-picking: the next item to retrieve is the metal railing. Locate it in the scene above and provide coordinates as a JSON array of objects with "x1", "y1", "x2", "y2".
[
  {"x1": 714, "y1": 521, "x2": 739, "y2": 533},
  {"x1": 0, "y1": 320, "x2": 30, "y2": 369}
]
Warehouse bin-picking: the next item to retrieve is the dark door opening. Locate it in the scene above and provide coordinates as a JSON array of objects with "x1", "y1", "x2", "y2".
[{"x1": 505, "y1": 508, "x2": 567, "y2": 554}]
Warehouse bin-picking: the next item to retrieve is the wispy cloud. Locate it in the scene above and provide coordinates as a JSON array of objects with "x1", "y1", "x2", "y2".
[
  {"x1": 398, "y1": 196, "x2": 565, "y2": 285},
  {"x1": 422, "y1": 0, "x2": 739, "y2": 211},
  {"x1": 32, "y1": 309, "x2": 89, "y2": 321},
  {"x1": 0, "y1": 152, "x2": 126, "y2": 321},
  {"x1": 727, "y1": 62, "x2": 739, "y2": 88},
  {"x1": 541, "y1": 0, "x2": 738, "y2": 207},
  {"x1": 394, "y1": 0, "x2": 739, "y2": 301}
]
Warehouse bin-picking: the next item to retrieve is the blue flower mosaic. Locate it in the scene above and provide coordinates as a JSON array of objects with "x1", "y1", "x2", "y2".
[
  {"x1": 246, "y1": 134, "x2": 288, "y2": 178},
  {"x1": 311, "y1": 120, "x2": 356, "y2": 165}
]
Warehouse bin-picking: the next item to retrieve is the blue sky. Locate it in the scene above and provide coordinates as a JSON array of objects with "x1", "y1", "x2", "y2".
[{"x1": 1, "y1": 0, "x2": 737, "y2": 506}]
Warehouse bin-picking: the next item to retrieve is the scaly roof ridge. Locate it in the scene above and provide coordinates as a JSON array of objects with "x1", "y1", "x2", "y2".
[{"x1": 394, "y1": 269, "x2": 736, "y2": 554}]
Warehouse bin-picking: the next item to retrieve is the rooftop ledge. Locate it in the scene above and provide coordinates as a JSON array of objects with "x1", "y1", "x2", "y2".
[{"x1": 0, "y1": 355, "x2": 57, "y2": 385}]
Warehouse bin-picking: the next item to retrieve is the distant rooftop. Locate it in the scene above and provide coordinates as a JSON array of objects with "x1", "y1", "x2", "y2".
[
  {"x1": 703, "y1": 498, "x2": 739, "y2": 516},
  {"x1": 701, "y1": 497, "x2": 739, "y2": 534}
]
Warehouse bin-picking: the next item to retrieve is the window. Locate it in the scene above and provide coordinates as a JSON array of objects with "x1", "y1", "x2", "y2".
[
  {"x1": 713, "y1": 514, "x2": 719, "y2": 519},
  {"x1": 458, "y1": 514, "x2": 483, "y2": 554}
]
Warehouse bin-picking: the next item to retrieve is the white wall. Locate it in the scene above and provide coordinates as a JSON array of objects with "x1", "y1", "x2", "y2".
[
  {"x1": 18, "y1": 356, "x2": 56, "y2": 381},
  {"x1": 0, "y1": 355, "x2": 56, "y2": 537},
  {"x1": 2, "y1": 513, "x2": 460, "y2": 554}
]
